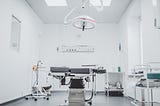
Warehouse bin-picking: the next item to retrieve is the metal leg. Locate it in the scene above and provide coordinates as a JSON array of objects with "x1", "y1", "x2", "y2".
[
  {"x1": 141, "y1": 89, "x2": 145, "y2": 106},
  {"x1": 131, "y1": 86, "x2": 138, "y2": 106},
  {"x1": 151, "y1": 89, "x2": 153, "y2": 106}
]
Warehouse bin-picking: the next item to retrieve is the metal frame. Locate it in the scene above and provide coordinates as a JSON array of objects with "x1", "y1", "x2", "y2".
[{"x1": 131, "y1": 63, "x2": 160, "y2": 106}]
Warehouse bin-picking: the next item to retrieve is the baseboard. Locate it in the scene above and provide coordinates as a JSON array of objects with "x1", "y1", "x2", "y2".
[
  {"x1": 127, "y1": 96, "x2": 134, "y2": 100},
  {"x1": 51, "y1": 90, "x2": 105, "y2": 94},
  {"x1": 51, "y1": 90, "x2": 67, "y2": 93},
  {"x1": 95, "y1": 91, "x2": 105, "y2": 93},
  {"x1": 0, "y1": 94, "x2": 30, "y2": 105}
]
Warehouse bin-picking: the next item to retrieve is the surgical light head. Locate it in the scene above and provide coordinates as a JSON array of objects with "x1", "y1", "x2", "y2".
[
  {"x1": 72, "y1": 15, "x2": 96, "y2": 31},
  {"x1": 64, "y1": 0, "x2": 104, "y2": 31}
]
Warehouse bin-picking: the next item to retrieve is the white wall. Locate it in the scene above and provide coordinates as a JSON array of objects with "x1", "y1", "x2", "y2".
[
  {"x1": 141, "y1": 0, "x2": 160, "y2": 63},
  {"x1": 119, "y1": 0, "x2": 141, "y2": 74},
  {"x1": 141, "y1": 0, "x2": 160, "y2": 102},
  {"x1": 118, "y1": 0, "x2": 141, "y2": 97},
  {"x1": 0, "y1": 0, "x2": 43, "y2": 104},
  {"x1": 39, "y1": 23, "x2": 125, "y2": 91},
  {"x1": 119, "y1": 0, "x2": 160, "y2": 102}
]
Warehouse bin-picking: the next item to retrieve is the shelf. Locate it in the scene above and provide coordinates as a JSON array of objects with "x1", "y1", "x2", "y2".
[
  {"x1": 105, "y1": 71, "x2": 125, "y2": 97},
  {"x1": 128, "y1": 74, "x2": 144, "y2": 78},
  {"x1": 107, "y1": 72, "x2": 125, "y2": 74},
  {"x1": 105, "y1": 88, "x2": 124, "y2": 91},
  {"x1": 105, "y1": 88, "x2": 124, "y2": 96}
]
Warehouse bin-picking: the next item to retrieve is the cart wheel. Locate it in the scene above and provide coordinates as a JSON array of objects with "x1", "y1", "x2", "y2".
[
  {"x1": 34, "y1": 98, "x2": 37, "y2": 101},
  {"x1": 46, "y1": 98, "x2": 49, "y2": 100},
  {"x1": 25, "y1": 97, "x2": 28, "y2": 100},
  {"x1": 88, "y1": 101, "x2": 92, "y2": 106}
]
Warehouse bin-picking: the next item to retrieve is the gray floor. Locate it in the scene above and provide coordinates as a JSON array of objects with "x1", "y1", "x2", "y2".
[{"x1": 1, "y1": 92, "x2": 160, "y2": 106}]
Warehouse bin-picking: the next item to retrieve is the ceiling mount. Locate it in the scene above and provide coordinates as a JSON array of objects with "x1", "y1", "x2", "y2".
[
  {"x1": 26, "y1": 0, "x2": 132, "y2": 24},
  {"x1": 64, "y1": 0, "x2": 105, "y2": 31}
]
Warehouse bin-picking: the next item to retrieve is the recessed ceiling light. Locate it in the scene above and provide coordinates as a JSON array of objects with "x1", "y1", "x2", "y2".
[
  {"x1": 90, "y1": 0, "x2": 112, "y2": 6},
  {"x1": 152, "y1": 0, "x2": 157, "y2": 6},
  {"x1": 45, "y1": 0, "x2": 112, "y2": 7},
  {"x1": 45, "y1": 0, "x2": 67, "y2": 6}
]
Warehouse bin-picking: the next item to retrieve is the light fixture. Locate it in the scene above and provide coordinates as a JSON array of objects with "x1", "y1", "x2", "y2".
[
  {"x1": 63, "y1": 0, "x2": 109, "y2": 31},
  {"x1": 72, "y1": 15, "x2": 96, "y2": 31},
  {"x1": 45, "y1": 0, "x2": 112, "y2": 6},
  {"x1": 152, "y1": 0, "x2": 157, "y2": 7},
  {"x1": 45, "y1": 0, "x2": 67, "y2": 6},
  {"x1": 90, "y1": 0, "x2": 112, "y2": 6}
]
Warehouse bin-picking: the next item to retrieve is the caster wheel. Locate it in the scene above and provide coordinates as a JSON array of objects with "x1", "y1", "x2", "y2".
[
  {"x1": 88, "y1": 101, "x2": 92, "y2": 106},
  {"x1": 46, "y1": 98, "x2": 49, "y2": 100},
  {"x1": 65, "y1": 100, "x2": 67, "y2": 103},
  {"x1": 34, "y1": 99, "x2": 37, "y2": 101}
]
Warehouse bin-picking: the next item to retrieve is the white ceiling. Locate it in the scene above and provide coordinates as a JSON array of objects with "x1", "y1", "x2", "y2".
[{"x1": 26, "y1": 0, "x2": 132, "y2": 24}]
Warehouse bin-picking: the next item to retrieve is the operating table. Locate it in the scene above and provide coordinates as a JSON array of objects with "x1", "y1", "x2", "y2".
[{"x1": 49, "y1": 67, "x2": 106, "y2": 106}]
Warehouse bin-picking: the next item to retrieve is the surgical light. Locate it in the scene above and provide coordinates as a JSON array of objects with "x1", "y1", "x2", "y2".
[
  {"x1": 63, "y1": 0, "x2": 107, "y2": 31},
  {"x1": 72, "y1": 15, "x2": 96, "y2": 31}
]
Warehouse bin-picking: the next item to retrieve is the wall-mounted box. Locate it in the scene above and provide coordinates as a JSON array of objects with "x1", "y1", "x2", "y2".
[
  {"x1": 10, "y1": 15, "x2": 21, "y2": 51},
  {"x1": 153, "y1": 0, "x2": 160, "y2": 29}
]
